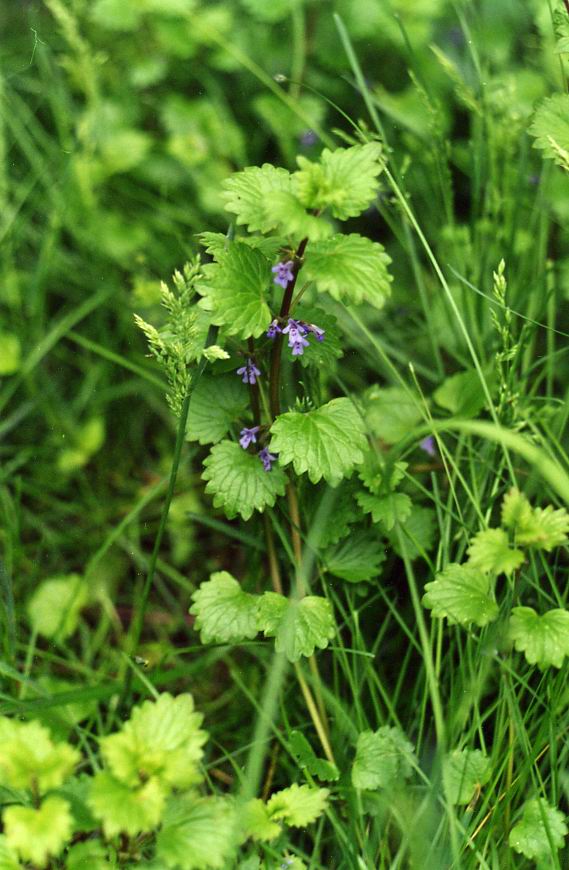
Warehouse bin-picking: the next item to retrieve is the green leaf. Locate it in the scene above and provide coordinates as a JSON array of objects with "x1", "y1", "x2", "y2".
[
  {"x1": 294, "y1": 143, "x2": 384, "y2": 219},
  {"x1": 302, "y1": 234, "x2": 392, "y2": 310},
  {"x1": 352, "y1": 727, "x2": 417, "y2": 791},
  {"x1": 390, "y1": 506, "x2": 436, "y2": 561},
  {"x1": 4, "y1": 797, "x2": 72, "y2": 867},
  {"x1": 190, "y1": 572, "x2": 260, "y2": 644},
  {"x1": 88, "y1": 771, "x2": 166, "y2": 837},
  {"x1": 27, "y1": 574, "x2": 89, "y2": 641},
  {"x1": 156, "y1": 793, "x2": 237, "y2": 869},
  {"x1": 257, "y1": 593, "x2": 335, "y2": 662},
  {"x1": 0, "y1": 718, "x2": 79, "y2": 793},
  {"x1": 222, "y1": 164, "x2": 293, "y2": 233},
  {"x1": 313, "y1": 481, "x2": 359, "y2": 548},
  {"x1": 240, "y1": 799, "x2": 281, "y2": 842},
  {"x1": 363, "y1": 386, "x2": 423, "y2": 444},
  {"x1": 197, "y1": 243, "x2": 272, "y2": 339},
  {"x1": 289, "y1": 731, "x2": 339, "y2": 781},
  {"x1": 202, "y1": 440, "x2": 287, "y2": 521},
  {"x1": 239, "y1": 0, "x2": 300, "y2": 23},
  {"x1": 269, "y1": 398, "x2": 367, "y2": 486},
  {"x1": 325, "y1": 530, "x2": 386, "y2": 582},
  {"x1": 501, "y1": 488, "x2": 569, "y2": 550},
  {"x1": 186, "y1": 374, "x2": 249, "y2": 444},
  {"x1": 294, "y1": 306, "x2": 343, "y2": 370},
  {"x1": 467, "y1": 528, "x2": 524, "y2": 576},
  {"x1": 509, "y1": 607, "x2": 569, "y2": 669},
  {"x1": 356, "y1": 491, "x2": 412, "y2": 531},
  {"x1": 270, "y1": 190, "x2": 333, "y2": 241},
  {"x1": 442, "y1": 749, "x2": 491, "y2": 805},
  {"x1": 65, "y1": 840, "x2": 111, "y2": 870},
  {"x1": 509, "y1": 798, "x2": 568, "y2": 861},
  {"x1": 433, "y1": 369, "x2": 492, "y2": 417},
  {"x1": 530, "y1": 94, "x2": 569, "y2": 169},
  {"x1": 0, "y1": 837, "x2": 21, "y2": 870},
  {"x1": 267, "y1": 784, "x2": 329, "y2": 827},
  {"x1": 0, "y1": 334, "x2": 21, "y2": 376},
  {"x1": 358, "y1": 452, "x2": 408, "y2": 494},
  {"x1": 100, "y1": 693, "x2": 207, "y2": 791},
  {"x1": 422, "y1": 564, "x2": 499, "y2": 627}
]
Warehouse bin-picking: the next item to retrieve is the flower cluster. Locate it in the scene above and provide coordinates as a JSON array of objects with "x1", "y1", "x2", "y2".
[
  {"x1": 271, "y1": 260, "x2": 294, "y2": 289},
  {"x1": 238, "y1": 426, "x2": 277, "y2": 472},
  {"x1": 266, "y1": 317, "x2": 325, "y2": 357},
  {"x1": 236, "y1": 358, "x2": 261, "y2": 385}
]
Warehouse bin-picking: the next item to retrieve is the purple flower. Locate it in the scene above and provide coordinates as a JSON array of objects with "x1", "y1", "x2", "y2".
[
  {"x1": 300, "y1": 130, "x2": 317, "y2": 147},
  {"x1": 282, "y1": 318, "x2": 325, "y2": 357},
  {"x1": 272, "y1": 260, "x2": 294, "y2": 289},
  {"x1": 259, "y1": 446, "x2": 277, "y2": 472},
  {"x1": 266, "y1": 318, "x2": 282, "y2": 339},
  {"x1": 290, "y1": 334, "x2": 310, "y2": 356},
  {"x1": 305, "y1": 323, "x2": 325, "y2": 342},
  {"x1": 420, "y1": 436, "x2": 436, "y2": 457},
  {"x1": 236, "y1": 358, "x2": 261, "y2": 385},
  {"x1": 239, "y1": 426, "x2": 260, "y2": 449}
]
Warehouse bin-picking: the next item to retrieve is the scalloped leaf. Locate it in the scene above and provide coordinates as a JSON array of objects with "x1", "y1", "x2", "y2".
[
  {"x1": 325, "y1": 529, "x2": 386, "y2": 582},
  {"x1": 302, "y1": 234, "x2": 391, "y2": 310},
  {"x1": 190, "y1": 572, "x2": 259, "y2": 644},
  {"x1": 0, "y1": 718, "x2": 79, "y2": 794},
  {"x1": 467, "y1": 528, "x2": 524, "y2": 576},
  {"x1": 186, "y1": 374, "x2": 249, "y2": 445},
  {"x1": 4, "y1": 797, "x2": 72, "y2": 868},
  {"x1": 356, "y1": 491, "x2": 412, "y2": 531},
  {"x1": 202, "y1": 440, "x2": 287, "y2": 521},
  {"x1": 509, "y1": 798, "x2": 568, "y2": 861},
  {"x1": 269, "y1": 398, "x2": 367, "y2": 486},
  {"x1": 88, "y1": 771, "x2": 166, "y2": 837},
  {"x1": 267, "y1": 784, "x2": 329, "y2": 827},
  {"x1": 530, "y1": 94, "x2": 569, "y2": 169},
  {"x1": 294, "y1": 143, "x2": 384, "y2": 219},
  {"x1": 390, "y1": 505, "x2": 436, "y2": 561},
  {"x1": 241, "y1": 799, "x2": 281, "y2": 842},
  {"x1": 509, "y1": 607, "x2": 569, "y2": 669},
  {"x1": 352, "y1": 727, "x2": 416, "y2": 791},
  {"x1": 422, "y1": 564, "x2": 499, "y2": 627},
  {"x1": 221, "y1": 164, "x2": 293, "y2": 233},
  {"x1": 257, "y1": 593, "x2": 335, "y2": 662},
  {"x1": 156, "y1": 793, "x2": 237, "y2": 870},
  {"x1": 0, "y1": 836, "x2": 21, "y2": 870},
  {"x1": 442, "y1": 749, "x2": 491, "y2": 805},
  {"x1": 501, "y1": 488, "x2": 569, "y2": 550}
]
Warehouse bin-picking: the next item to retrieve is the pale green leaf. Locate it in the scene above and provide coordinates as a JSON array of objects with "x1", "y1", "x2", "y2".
[
  {"x1": 27, "y1": 574, "x2": 89, "y2": 641},
  {"x1": 0, "y1": 334, "x2": 21, "y2": 376},
  {"x1": 257, "y1": 593, "x2": 335, "y2": 662},
  {"x1": 202, "y1": 440, "x2": 287, "y2": 521},
  {"x1": 65, "y1": 840, "x2": 111, "y2": 870},
  {"x1": 294, "y1": 143, "x2": 384, "y2": 219},
  {"x1": 289, "y1": 731, "x2": 339, "y2": 781},
  {"x1": 501, "y1": 487, "x2": 534, "y2": 532},
  {"x1": 270, "y1": 190, "x2": 333, "y2": 241},
  {"x1": 325, "y1": 530, "x2": 386, "y2": 582},
  {"x1": 356, "y1": 491, "x2": 412, "y2": 531},
  {"x1": 267, "y1": 784, "x2": 329, "y2": 827},
  {"x1": 530, "y1": 94, "x2": 569, "y2": 169},
  {"x1": 156, "y1": 793, "x2": 237, "y2": 869},
  {"x1": 100, "y1": 693, "x2": 207, "y2": 791},
  {"x1": 509, "y1": 607, "x2": 569, "y2": 669},
  {"x1": 433, "y1": 369, "x2": 492, "y2": 417},
  {"x1": 197, "y1": 243, "x2": 272, "y2": 339},
  {"x1": 0, "y1": 837, "x2": 21, "y2": 870},
  {"x1": 442, "y1": 749, "x2": 491, "y2": 805},
  {"x1": 358, "y1": 452, "x2": 408, "y2": 494},
  {"x1": 88, "y1": 771, "x2": 166, "y2": 837},
  {"x1": 240, "y1": 799, "x2": 281, "y2": 842},
  {"x1": 222, "y1": 164, "x2": 293, "y2": 233},
  {"x1": 363, "y1": 386, "x2": 423, "y2": 443},
  {"x1": 509, "y1": 798, "x2": 568, "y2": 860},
  {"x1": 269, "y1": 398, "x2": 367, "y2": 486},
  {"x1": 186, "y1": 374, "x2": 249, "y2": 444},
  {"x1": 302, "y1": 234, "x2": 392, "y2": 310},
  {"x1": 190, "y1": 572, "x2": 259, "y2": 644},
  {"x1": 501, "y1": 488, "x2": 569, "y2": 550},
  {"x1": 0, "y1": 718, "x2": 79, "y2": 793},
  {"x1": 4, "y1": 797, "x2": 72, "y2": 867},
  {"x1": 422, "y1": 564, "x2": 499, "y2": 627},
  {"x1": 352, "y1": 727, "x2": 416, "y2": 791},
  {"x1": 467, "y1": 528, "x2": 524, "y2": 576}
]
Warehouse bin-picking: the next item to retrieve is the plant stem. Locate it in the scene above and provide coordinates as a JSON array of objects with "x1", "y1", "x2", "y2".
[{"x1": 295, "y1": 662, "x2": 336, "y2": 765}]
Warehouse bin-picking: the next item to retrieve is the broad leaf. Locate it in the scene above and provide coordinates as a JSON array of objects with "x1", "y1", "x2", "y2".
[
  {"x1": 363, "y1": 386, "x2": 423, "y2": 443},
  {"x1": 302, "y1": 234, "x2": 391, "y2": 310},
  {"x1": 356, "y1": 491, "x2": 412, "y2": 531},
  {"x1": 509, "y1": 798, "x2": 568, "y2": 861},
  {"x1": 433, "y1": 369, "x2": 492, "y2": 417},
  {"x1": 270, "y1": 190, "x2": 333, "y2": 241},
  {"x1": 197, "y1": 243, "x2": 272, "y2": 339},
  {"x1": 27, "y1": 574, "x2": 89, "y2": 641},
  {"x1": 190, "y1": 572, "x2": 259, "y2": 644},
  {"x1": 0, "y1": 718, "x2": 79, "y2": 794},
  {"x1": 187, "y1": 375, "x2": 249, "y2": 445},
  {"x1": 88, "y1": 771, "x2": 166, "y2": 837},
  {"x1": 202, "y1": 440, "x2": 287, "y2": 521},
  {"x1": 530, "y1": 94, "x2": 569, "y2": 169},
  {"x1": 358, "y1": 451, "x2": 407, "y2": 494},
  {"x1": 269, "y1": 398, "x2": 367, "y2": 486},
  {"x1": 294, "y1": 143, "x2": 384, "y2": 219},
  {"x1": 289, "y1": 731, "x2": 339, "y2": 781},
  {"x1": 467, "y1": 528, "x2": 524, "y2": 576},
  {"x1": 390, "y1": 506, "x2": 436, "y2": 561},
  {"x1": 0, "y1": 836, "x2": 20, "y2": 870},
  {"x1": 502, "y1": 488, "x2": 569, "y2": 550},
  {"x1": 240, "y1": 799, "x2": 281, "y2": 842},
  {"x1": 65, "y1": 840, "x2": 110, "y2": 870},
  {"x1": 266, "y1": 784, "x2": 329, "y2": 827},
  {"x1": 156, "y1": 793, "x2": 237, "y2": 869},
  {"x1": 325, "y1": 530, "x2": 386, "y2": 582},
  {"x1": 222, "y1": 164, "x2": 292, "y2": 233},
  {"x1": 509, "y1": 607, "x2": 569, "y2": 669},
  {"x1": 257, "y1": 593, "x2": 335, "y2": 662},
  {"x1": 314, "y1": 480, "x2": 360, "y2": 548},
  {"x1": 4, "y1": 798, "x2": 72, "y2": 868},
  {"x1": 422, "y1": 564, "x2": 499, "y2": 627},
  {"x1": 442, "y1": 749, "x2": 491, "y2": 805},
  {"x1": 352, "y1": 727, "x2": 416, "y2": 791}
]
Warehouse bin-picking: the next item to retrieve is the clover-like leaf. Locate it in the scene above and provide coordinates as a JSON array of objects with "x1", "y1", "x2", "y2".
[
  {"x1": 187, "y1": 375, "x2": 249, "y2": 445},
  {"x1": 294, "y1": 143, "x2": 384, "y2": 219},
  {"x1": 0, "y1": 718, "x2": 79, "y2": 794},
  {"x1": 356, "y1": 491, "x2": 412, "y2": 531},
  {"x1": 257, "y1": 593, "x2": 335, "y2": 662},
  {"x1": 351, "y1": 727, "x2": 417, "y2": 791},
  {"x1": 467, "y1": 528, "x2": 524, "y2": 576},
  {"x1": 267, "y1": 784, "x2": 329, "y2": 827},
  {"x1": 190, "y1": 572, "x2": 260, "y2": 645},
  {"x1": 156, "y1": 793, "x2": 237, "y2": 870},
  {"x1": 442, "y1": 749, "x2": 491, "y2": 805},
  {"x1": 509, "y1": 607, "x2": 569, "y2": 669},
  {"x1": 100, "y1": 693, "x2": 207, "y2": 791},
  {"x1": 202, "y1": 440, "x2": 287, "y2": 521},
  {"x1": 222, "y1": 164, "x2": 293, "y2": 233},
  {"x1": 422, "y1": 564, "x2": 499, "y2": 627},
  {"x1": 27, "y1": 574, "x2": 89, "y2": 641},
  {"x1": 302, "y1": 234, "x2": 391, "y2": 310},
  {"x1": 325, "y1": 530, "x2": 386, "y2": 582},
  {"x1": 197, "y1": 243, "x2": 272, "y2": 339},
  {"x1": 530, "y1": 94, "x2": 569, "y2": 169},
  {"x1": 4, "y1": 797, "x2": 72, "y2": 868},
  {"x1": 289, "y1": 731, "x2": 339, "y2": 782},
  {"x1": 509, "y1": 798, "x2": 568, "y2": 860},
  {"x1": 269, "y1": 398, "x2": 367, "y2": 486},
  {"x1": 88, "y1": 771, "x2": 166, "y2": 837}
]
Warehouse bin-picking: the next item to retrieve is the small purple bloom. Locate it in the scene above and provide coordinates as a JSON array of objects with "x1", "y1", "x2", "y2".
[
  {"x1": 300, "y1": 130, "x2": 317, "y2": 147},
  {"x1": 305, "y1": 323, "x2": 325, "y2": 342},
  {"x1": 236, "y1": 358, "x2": 261, "y2": 385},
  {"x1": 290, "y1": 335, "x2": 310, "y2": 356},
  {"x1": 420, "y1": 436, "x2": 436, "y2": 457},
  {"x1": 259, "y1": 446, "x2": 277, "y2": 472},
  {"x1": 272, "y1": 260, "x2": 294, "y2": 289},
  {"x1": 239, "y1": 426, "x2": 260, "y2": 449},
  {"x1": 266, "y1": 318, "x2": 282, "y2": 339}
]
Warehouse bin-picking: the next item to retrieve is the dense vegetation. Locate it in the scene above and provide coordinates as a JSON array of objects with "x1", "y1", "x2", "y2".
[{"x1": 2, "y1": 0, "x2": 569, "y2": 867}]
